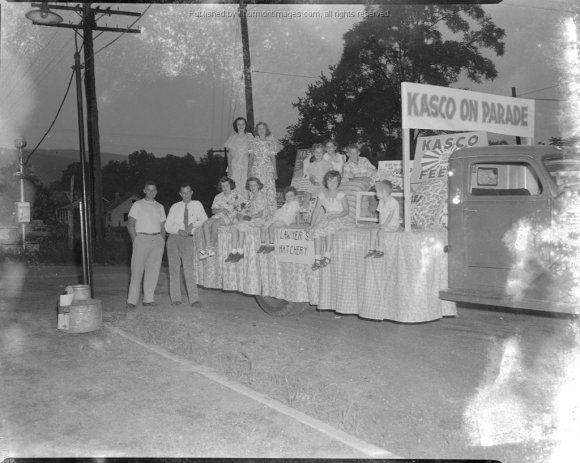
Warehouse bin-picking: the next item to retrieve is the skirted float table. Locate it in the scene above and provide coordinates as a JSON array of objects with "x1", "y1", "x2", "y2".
[
  {"x1": 317, "y1": 227, "x2": 456, "y2": 322},
  {"x1": 195, "y1": 227, "x2": 319, "y2": 305},
  {"x1": 194, "y1": 226, "x2": 456, "y2": 323}
]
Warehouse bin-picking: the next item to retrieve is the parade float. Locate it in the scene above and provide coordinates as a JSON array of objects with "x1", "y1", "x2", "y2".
[{"x1": 195, "y1": 83, "x2": 579, "y2": 319}]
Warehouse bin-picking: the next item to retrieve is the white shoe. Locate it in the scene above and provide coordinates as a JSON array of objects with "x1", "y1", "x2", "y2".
[{"x1": 199, "y1": 249, "x2": 210, "y2": 260}]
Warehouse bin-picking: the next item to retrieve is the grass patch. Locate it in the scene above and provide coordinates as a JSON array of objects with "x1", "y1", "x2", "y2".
[{"x1": 113, "y1": 311, "x2": 353, "y2": 434}]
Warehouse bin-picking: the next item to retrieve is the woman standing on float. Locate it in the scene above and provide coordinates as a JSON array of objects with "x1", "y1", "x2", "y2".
[
  {"x1": 248, "y1": 121, "x2": 279, "y2": 213},
  {"x1": 225, "y1": 117, "x2": 254, "y2": 198}
]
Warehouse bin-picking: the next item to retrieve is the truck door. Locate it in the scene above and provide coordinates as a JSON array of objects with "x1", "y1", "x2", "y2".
[{"x1": 461, "y1": 160, "x2": 550, "y2": 290}]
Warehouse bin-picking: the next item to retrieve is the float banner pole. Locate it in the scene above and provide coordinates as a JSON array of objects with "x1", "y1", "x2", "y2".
[{"x1": 403, "y1": 128, "x2": 411, "y2": 232}]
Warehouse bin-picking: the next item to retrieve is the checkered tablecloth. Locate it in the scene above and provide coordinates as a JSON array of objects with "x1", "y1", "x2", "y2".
[
  {"x1": 259, "y1": 248, "x2": 319, "y2": 304},
  {"x1": 195, "y1": 225, "x2": 455, "y2": 322},
  {"x1": 317, "y1": 228, "x2": 456, "y2": 322},
  {"x1": 194, "y1": 226, "x2": 318, "y2": 304}
]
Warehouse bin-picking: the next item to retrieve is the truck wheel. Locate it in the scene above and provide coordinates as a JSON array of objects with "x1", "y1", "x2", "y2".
[{"x1": 255, "y1": 296, "x2": 310, "y2": 317}]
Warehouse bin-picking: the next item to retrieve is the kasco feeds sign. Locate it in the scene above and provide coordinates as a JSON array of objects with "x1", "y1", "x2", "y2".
[
  {"x1": 402, "y1": 82, "x2": 535, "y2": 138},
  {"x1": 411, "y1": 131, "x2": 488, "y2": 185}
]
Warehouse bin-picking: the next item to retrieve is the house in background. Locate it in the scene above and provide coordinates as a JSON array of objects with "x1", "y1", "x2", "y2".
[{"x1": 106, "y1": 193, "x2": 139, "y2": 228}]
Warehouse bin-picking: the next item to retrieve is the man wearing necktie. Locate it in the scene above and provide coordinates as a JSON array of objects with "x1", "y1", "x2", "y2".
[{"x1": 165, "y1": 184, "x2": 208, "y2": 306}]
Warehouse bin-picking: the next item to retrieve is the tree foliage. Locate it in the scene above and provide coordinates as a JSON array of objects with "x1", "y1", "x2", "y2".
[
  {"x1": 284, "y1": 4, "x2": 505, "y2": 164},
  {"x1": 549, "y1": 136, "x2": 580, "y2": 147},
  {"x1": 51, "y1": 150, "x2": 226, "y2": 213}
]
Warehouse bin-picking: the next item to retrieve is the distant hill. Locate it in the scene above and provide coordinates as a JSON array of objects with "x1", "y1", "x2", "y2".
[{"x1": 25, "y1": 149, "x2": 128, "y2": 186}]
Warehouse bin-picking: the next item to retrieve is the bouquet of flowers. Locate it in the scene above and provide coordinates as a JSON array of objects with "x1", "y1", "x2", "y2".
[{"x1": 234, "y1": 200, "x2": 249, "y2": 214}]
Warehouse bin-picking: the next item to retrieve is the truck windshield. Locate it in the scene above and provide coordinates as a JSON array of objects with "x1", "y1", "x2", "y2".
[{"x1": 543, "y1": 154, "x2": 580, "y2": 188}]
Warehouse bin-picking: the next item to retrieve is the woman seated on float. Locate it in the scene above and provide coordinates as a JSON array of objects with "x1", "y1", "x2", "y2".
[
  {"x1": 343, "y1": 144, "x2": 377, "y2": 184},
  {"x1": 200, "y1": 176, "x2": 244, "y2": 260},
  {"x1": 226, "y1": 177, "x2": 269, "y2": 263},
  {"x1": 323, "y1": 139, "x2": 346, "y2": 174},
  {"x1": 302, "y1": 143, "x2": 332, "y2": 206},
  {"x1": 257, "y1": 186, "x2": 300, "y2": 254},
  {"x1": 308, "y1": 170, "x2": 350, "y2": 271}
]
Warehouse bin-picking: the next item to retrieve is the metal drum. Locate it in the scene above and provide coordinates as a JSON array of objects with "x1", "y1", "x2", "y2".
[{"x1": 64, "y1": 298, "x2": 103, "y2": 333}]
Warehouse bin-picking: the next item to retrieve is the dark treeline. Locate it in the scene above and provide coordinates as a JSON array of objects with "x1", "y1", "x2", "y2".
[
  {"x1": 50, "y1": 148, "x2": 295, "y2": 214},
  {"x1": 51, "y1": 150, "x2": 225, "y2": 212}
]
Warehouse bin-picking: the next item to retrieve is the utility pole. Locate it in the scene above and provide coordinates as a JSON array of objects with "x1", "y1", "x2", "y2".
[
  {"x1": 82, "y1": 3, "x2": 102, "y2": 241},
  {"x1": 239, "y1": 0, "x2": 254, "y2": 130},
  {"x1": 511, "y1": 87, "x2": 521, "y2": 145},
  {"x1": 28, "y1": 2, "x2": 141, "y2": 242},
  {"x1": 73, "y1": 43, "x2": 93, "y2": 291},
  {"x1": 1, "y1": 4, "x2": 3, "y2": 76},
  {"x1": 208, "y1": 147, "x2": 227, "y2": 174}
]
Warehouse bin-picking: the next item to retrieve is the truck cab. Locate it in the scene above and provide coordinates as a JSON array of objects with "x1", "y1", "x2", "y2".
[{"x1": 439, "y1": 145, "x2": 580, "y2": 314}]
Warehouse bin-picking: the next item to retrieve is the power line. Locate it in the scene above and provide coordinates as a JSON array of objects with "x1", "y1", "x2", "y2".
[
  {"x1": 519, "y1": 83, "x2": 563, "y2": 96},
  {"x1": 502, "y1": 2, "x2": 577, "y2": 14},
  {"x1": 253, "y1": 69, "x2": 319, "y2": 79},
  {"x1": 90, "y1": 4, "x2": 151, "y2": 59},
  {"x1": 24, "y1": 69, "x2": 75, "y2": 164}
]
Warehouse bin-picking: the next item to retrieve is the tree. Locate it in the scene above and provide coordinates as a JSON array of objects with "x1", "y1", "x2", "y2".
[
  {"x1": 284, "y1": 4, "x2": 505, "y2": 164},
  {"x1": 549, "y1": 136, "x2": 580, "y2": 147},
  {"x1": 52, "y1": 150, "x2": 227, "y2": 217}
]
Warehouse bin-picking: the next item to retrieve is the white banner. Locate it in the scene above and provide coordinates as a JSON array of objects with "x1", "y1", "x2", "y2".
[
  {"x1": 275, "y1": 227, "x2": 314, "y2": 264},
  {"x1": 411, "y1": 131, "x2": 488, "y2": 185},
  {"x1": 401, "y1": 82, "x2": 535, "y2": 138}
]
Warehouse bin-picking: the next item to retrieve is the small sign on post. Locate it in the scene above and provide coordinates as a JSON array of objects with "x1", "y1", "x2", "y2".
[
  {"x1": 15, "y1": 202, "x2": 31, "y2": 223},
  {"x1": 274, "y1": 227, "x2": 315, "y2": 264}
]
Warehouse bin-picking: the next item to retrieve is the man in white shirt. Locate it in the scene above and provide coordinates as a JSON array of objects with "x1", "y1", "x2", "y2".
[
  {"x1": 165, "y1": 183, "x2": 208, "y2": 306},
  {"x1": 126, "y1": 181, "x2": 167, "y2": 309}
]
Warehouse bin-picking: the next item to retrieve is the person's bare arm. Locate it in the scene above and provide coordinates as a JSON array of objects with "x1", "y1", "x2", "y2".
[
  {"x1": 127, "y1": 217, "x2": 137, "y2": 242},
  {"x1": 271, "y1": 153, "x2": 278, "y2": 180},
  {"x1": 226, "y1": 149, "x2": 232, "y2": 176},
  {"x1": 309, "y1": 199, "x2": 323, "y2": 226}
]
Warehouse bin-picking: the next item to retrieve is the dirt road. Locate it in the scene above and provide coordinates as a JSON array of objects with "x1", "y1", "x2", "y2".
[
  {"x1": 0, "y1": 263, "x2": 392, "y2": 458},
  {"x1": 2, "y1": 263, "x2": 578, "y2": 461}
]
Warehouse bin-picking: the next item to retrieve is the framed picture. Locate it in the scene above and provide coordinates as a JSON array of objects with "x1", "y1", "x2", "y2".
[{"x1": 355, "y1": 192, "x2": 379, "y2": 224}]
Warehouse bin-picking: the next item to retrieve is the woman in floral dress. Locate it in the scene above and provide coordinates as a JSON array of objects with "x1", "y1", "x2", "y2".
[
  {"x1": 248, "y1": 122, "x2": 279, "y2": 212},
  {"x1": 225, "y1": 117, "x2": 254, "y2": 199}
]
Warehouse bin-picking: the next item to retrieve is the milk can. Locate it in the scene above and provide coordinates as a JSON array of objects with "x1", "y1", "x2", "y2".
[{"x1": 58, "y1": 284, "x2": 102, "y2": 333}]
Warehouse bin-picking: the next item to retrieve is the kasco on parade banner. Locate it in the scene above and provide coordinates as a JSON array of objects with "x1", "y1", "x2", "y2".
[{"x1": 401, "y1": 82, "x2": 535, "y2": 139}]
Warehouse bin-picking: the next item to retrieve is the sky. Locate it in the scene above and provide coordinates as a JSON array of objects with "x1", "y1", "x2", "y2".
[{"x1": 0, "y1": 0, "x2": 579, "y2": 160}]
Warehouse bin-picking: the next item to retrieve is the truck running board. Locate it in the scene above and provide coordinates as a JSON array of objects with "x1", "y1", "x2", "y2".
[{"x1": 439, "y1": 288, "x2": 579, "y2": 315}]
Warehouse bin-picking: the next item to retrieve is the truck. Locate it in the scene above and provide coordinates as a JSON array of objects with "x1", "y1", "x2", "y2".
[
  {"x1": 198, "y1": 145, "x2": 579, "y2": 317},
  {"x1": 439, "y1": 144, "x2": 579, "y2": 314}
]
